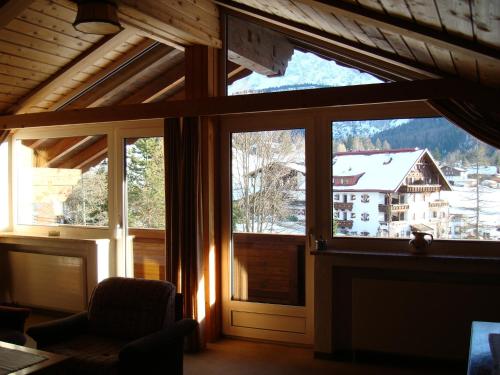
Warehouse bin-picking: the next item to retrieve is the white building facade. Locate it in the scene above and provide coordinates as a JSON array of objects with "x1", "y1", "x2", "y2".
[{"x1": 332, "y1": 149, "x2": 452, "y2": 238}]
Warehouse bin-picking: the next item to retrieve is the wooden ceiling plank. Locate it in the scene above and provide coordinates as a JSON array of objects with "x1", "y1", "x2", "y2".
[
  {"x1": 83, "y1": 47, "x2": 180, "y2": 108},
  {"x1": 183, "y1": 0, "x2": 219, "y2": 18},
  {"x1": 334, "y1": 15, "x2": 378, "y2": 48},
  {"x1": 402, "y1": 36, "x2": 436, "y2": 67},
  {"x1": 298, "y1": 0, "x2": 500, "y2": 64},
  {"x1": 58, "y1": 137, "x2": 107, "y2": 170},
  {"x1": 119, "y1": 61, "x2": 186, "y2": 105},
  {"x1": 0, "y1": 0, "x2": 34, "y2": 29},
  {"x1": 0, "y1": 40, "x2": 70, "y2": 66},
  {"x1": 29, "y1": 0, "x2": 77, "y2": 23},
  {"x1": 6, "y1": 19, "x2": 93, "y2": 52},
  {"x1": 157, "y1": 0, "x2": 220, "y2": 32},
  {"x1": 358, "y1": 24, "x2": 396, "y2": 53},
  {"x1": 427, "y1": 45, "x2": 456, "y2": 75},
  {"x1": 0, "y1": 73, "x2": 38, "y2": 89},
  {"x1": 452, "y1": 51, "x2": 478, "y2": 82},
  {"x1": 0, "y1": 93, "x2": 19, "y2": 104},
  {"x1": 435, "y1": 0, "x2": 473, "y2": 40},
  {"x1": 118, "y1": 1, "x2": 221, "y2": 47},
  {"x1": 0, "y1": 54, "x2": 59, "y2": 75},
  {"x1": 49, "y1": 39, "x2": 158, "y2": 110},
  {"x1": 472, "y1": 0, "x2": 500, "y2": 48},
  {"x1": 405, "y1": 0, "x2": 443, "y2": 30},
  {"x1": 379, "y1": 0, "x2": 414, "y2": 20},
  {"x1": 308, "y1": 11, "x2": 358, "y2": 42},
  {"x1": 0, "y1": 64, "x2": 48, "y2": 82},
  {"x1": 356, "y1": 0, "x2": 384, "y2": 12},
  {"x1": 0, "y1": 29, "x2": 81, "y2": 60},
  {"x1": 289, "y1": 0, "x2": 341, "y2": 36},
  {"x1": 44, "y1": 135, "x2": 94, "y2": 167},
  {"x1": 11, "y1": 29, "x2": 137, "y2": 115},
  {"x1": 382, "y1": 31, "x2": 415, "y2": 60},
  {"x1": 2, "y1": 79, "x2": 497, "y2": 130},
  {"x1": 19, "y1": 8, "x2": 102, "y2": 44},
  {"x1": 0, "y1": 84, "x2": 30, "y2": 96},
  {"x1": 478, "y1": 59, "x2": 500, "y2": 87},
  {"x1": 118, "y1": 12, "x2": 190, "y2": 47},
  {"x1": 217, "y1": 0, "x2": 441, "y2": 79}
]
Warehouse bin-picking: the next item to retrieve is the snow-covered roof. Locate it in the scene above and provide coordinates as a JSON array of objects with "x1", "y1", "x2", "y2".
[{"x1": 332, "y1": 148, "x2": 426, "y2": 192}]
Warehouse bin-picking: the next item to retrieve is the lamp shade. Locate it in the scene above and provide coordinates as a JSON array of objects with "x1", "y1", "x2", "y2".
[{"x1": 73, "y1": 0, "x2": 122, "y2": 35}]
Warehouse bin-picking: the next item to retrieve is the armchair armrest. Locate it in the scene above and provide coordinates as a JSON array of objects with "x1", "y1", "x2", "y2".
[
  {"x1": 27, "y1": 311, "x2": 88, "y2": 347},
  {"x1": 120, "y1": 319, "x2": 197, "y2": 360},
  {"x1": 0, "y1": 306, "x2": 30, "y2": 331}
]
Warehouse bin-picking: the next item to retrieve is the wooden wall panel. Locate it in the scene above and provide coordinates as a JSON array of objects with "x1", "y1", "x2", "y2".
[{"x1": 233, "y1": 233, "x2": 305, "y2": 306}]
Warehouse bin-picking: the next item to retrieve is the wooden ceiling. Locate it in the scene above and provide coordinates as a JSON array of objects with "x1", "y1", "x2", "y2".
[{"x1": 0, "y1": 0, "x2": 498, "y2": 123}]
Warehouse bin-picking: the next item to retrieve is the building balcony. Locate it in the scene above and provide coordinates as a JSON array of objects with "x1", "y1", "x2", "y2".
[
  {"x1": 400, "y1": 184, "x2": 441, "y2": 193},
  {"x1": 334, "y1": 202, "x2": 353, "y2": 211},
  {"x1": 336, "y1": 220, "x2": 353, "y2": 228},
  {"x1": 378, "y1": 204, "x2": 409, "y2": 212},
  {"x1": 429, "y1": 200, "x2": 449, "y2": 208}
]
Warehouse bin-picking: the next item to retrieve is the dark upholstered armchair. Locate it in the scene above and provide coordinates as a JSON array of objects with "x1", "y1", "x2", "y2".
[
  {"x1": 0, "y1": 305, "x2": 30, "y2": 345},
  {"x1": 27, "y1": 277, "x2": 197, "y2": 375}
]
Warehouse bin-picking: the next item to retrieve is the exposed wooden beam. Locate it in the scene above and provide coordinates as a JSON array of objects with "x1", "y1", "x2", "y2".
[
  {"x1": 44, "y1": 136, "x2": 94, "y2": 167},
  {"x1": 119, "y1": 61, "x2": 185, "y2": 105},
  {"x1": 216, "y1": 1, "x2": 441, "y2": 80},
  {"x1": 118, "y1": 0, "x2": 221, "y2": 48},
  {"x1": 1, "y1": 79, "x2": 497, "y2": 129},
  {"x1": 50, "y1": 39, "x2": 158, "y2": 111},
  {"x1": 64, "y1": 45, "x2": 179, "y2": 109},
  {"x1": 228, "y1": 17, "x2": 294, "y2": 76},
  {"x1": 11, "y1": 28, "x2": 137, "y2": 115},
  {"x1": 0, "y1": 0, "x2": 33, "y2": 29},
  {"x1": 303, "y1": 0, "x2": 500, "y2": 65},
  {"x1": 58, "y1": 137, "x2": 107, "y2": 170}
]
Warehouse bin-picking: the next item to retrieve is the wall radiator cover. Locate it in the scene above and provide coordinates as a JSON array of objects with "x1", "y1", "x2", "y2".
[{"x1": 8, "y1": 251, "x2": 86, "y2": 312}]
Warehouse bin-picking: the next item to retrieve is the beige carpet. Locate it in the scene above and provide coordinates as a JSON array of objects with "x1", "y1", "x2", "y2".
[{"x1": 184, "y1": 339, "x2": 462, "y2": 375}]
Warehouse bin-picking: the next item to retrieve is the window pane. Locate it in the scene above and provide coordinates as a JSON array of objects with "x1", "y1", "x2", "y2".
[
  {"x1": 232, "y1": 130, "x2": 306, "y2": 234},
  {"x1": 125, "y1": 137, "x2": 165, "y2": 281},
  {"x1": 16, "y1": 136, "x2": 108, "y2": 227},
  {"x1": 228, "y1": 50, "x2": 382, "y2": 96},
  {"x1": 331, "y1": 118, "x2": 500, "y2": 240}
]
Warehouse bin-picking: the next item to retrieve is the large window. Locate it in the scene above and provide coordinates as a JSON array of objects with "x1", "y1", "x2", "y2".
[
  {"x1": 16, "y1": 136, "x2": 109, "y2": 227},
  {"x1": 332, "y1": 117, "x2": 500, "y2": 240}
]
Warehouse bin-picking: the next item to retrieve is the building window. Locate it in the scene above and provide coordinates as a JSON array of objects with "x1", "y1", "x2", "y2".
[
  {"x1": 351, "y1": 194, "x2": 356, "y2": 200},
  {"x1": 351, "y1": 212, "x2": 356, "y2": 218},
  {"x1": 361, "y1": 213, "x2": 369, "y2": 221},
  {"x1": 16, "y1": 136, "x2": 109, "y2": 227},
  {"x1": 361, "y1": 194, "x2": 370, "y2": 203},
  {"x1": 334, "y1": 194, "x2": 339, "y2": 200}
]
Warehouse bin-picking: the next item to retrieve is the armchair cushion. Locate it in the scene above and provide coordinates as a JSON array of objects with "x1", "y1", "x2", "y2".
[{"x1": 43, "y1": 334, "x2": 128, "y2": 375}]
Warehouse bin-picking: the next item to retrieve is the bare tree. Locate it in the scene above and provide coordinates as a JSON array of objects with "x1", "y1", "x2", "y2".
[{"x1": 232, "y1": 130, "x2": 305, "y2": 233}]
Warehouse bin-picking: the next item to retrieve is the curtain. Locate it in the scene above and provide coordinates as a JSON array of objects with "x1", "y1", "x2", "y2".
[
  {"x1": 0, "y1": 130, "x2": 8, "y2": 146},
  {"x1": 428, "y1": 99, "x2": 500, "y2": 149},
  {"x1": 165, "y1": 116, "x2": 205, "y2": 351}
]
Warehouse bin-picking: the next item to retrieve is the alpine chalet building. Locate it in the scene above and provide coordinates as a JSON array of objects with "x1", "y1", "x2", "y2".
[{"x1": 332, "y1": 148, "x2": 452, "y2": 238}]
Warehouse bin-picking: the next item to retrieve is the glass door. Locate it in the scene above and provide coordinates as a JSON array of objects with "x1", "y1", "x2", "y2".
[
  {"x1": 116, "y1": 124, "x2": 165, "y2": 280},
  {"x1": 221, "y1": 113, "x2": 314, "y2": 344}
]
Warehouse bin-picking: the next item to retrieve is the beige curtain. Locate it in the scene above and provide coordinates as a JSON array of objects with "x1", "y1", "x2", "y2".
[
  {"x1": 428, "y1": 99, "x2": 500, "y2": 149},
  {"x1": 165, "y1": 116, "x2": 205, "y2": 351}
]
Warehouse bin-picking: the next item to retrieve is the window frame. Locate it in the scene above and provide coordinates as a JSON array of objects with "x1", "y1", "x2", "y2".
[{"x1": 315, "y1": 105, "x2": 499, "y2": 257}]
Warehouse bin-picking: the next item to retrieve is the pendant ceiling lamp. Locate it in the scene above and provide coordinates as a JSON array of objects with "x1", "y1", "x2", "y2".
[{"x1": 73, "y1": 0, "x2": 122, "y2": 35}]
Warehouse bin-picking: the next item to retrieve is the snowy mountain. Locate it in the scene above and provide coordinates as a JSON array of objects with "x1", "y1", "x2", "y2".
[
  {"x1": 332, "y1": 119, "x2": 409, "y2": 139},
  {"x1": 228, "y1": 50, "x2": 382, "y2": 95}
]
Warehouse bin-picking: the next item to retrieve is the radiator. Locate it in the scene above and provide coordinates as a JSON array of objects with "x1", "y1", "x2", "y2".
[{"x1": 8, "y1": 251, "x2": 86, "y2": 312}]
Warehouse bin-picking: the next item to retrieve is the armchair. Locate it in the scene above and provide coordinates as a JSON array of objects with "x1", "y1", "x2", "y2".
[
  {"x1": 27, "y1": 277, "x2": 197, "y2": 375},
  {"x1": 0, "y1": 305, "x2": 30, "y2": 345}
]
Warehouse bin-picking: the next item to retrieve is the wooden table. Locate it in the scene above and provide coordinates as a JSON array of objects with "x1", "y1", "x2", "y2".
[
  {"x1": 0, "y1": 341, "x2": 67, "y2": 374},
  {"x1": 467, "y1": 321, "x2": 500, "y2": 375}
]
